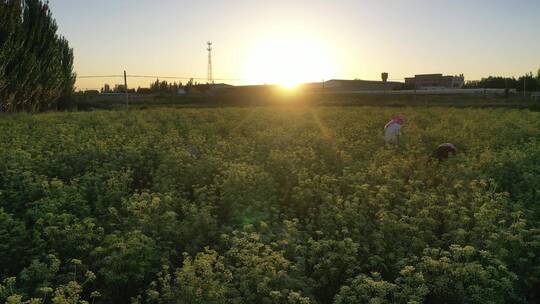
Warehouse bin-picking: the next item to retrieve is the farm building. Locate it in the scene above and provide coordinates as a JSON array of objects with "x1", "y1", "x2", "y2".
[
  {"x1": 318, "y1": 79, "x2": 403, "y2": 91},
  {"x1": 405, "y1": 74, "x2": 464, "y2": 89}
]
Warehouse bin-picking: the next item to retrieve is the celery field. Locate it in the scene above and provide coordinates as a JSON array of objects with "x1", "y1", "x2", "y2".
[{"x1": 1, "y1": 106, "x2": 540, "y2": 303}]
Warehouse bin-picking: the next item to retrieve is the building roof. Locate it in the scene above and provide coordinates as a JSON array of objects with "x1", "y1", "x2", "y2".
[
  {"x1": 414, "y1": 74, "x2": 443, "y2": 77},
  {"x1": 323, "y1": 79, "x2": 403, "y2": 91},
  {"x1": 325, "y1": 79, "x2": 402, "y2": 84}
]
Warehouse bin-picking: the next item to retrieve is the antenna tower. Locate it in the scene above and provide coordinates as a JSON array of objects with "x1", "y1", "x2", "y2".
[{"x1": 207, "y1": 41, "x2": 214, "y2": 84}]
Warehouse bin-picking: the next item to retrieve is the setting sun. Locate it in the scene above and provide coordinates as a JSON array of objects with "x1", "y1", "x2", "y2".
[
  {"x1": 279, "y1": 81, "x2": 300, "y2": 90},
  {"x1": 242, "y1": 36, "x2": 335, "y2": 87}
]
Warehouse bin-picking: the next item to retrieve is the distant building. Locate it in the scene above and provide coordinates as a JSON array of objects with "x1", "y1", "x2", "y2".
[
  {"x1": 191, "y1": 83, "x2": 233, "y2": 92},
  {"x1": 84, "y1": 90, "x2": 100, "y2": 96},
  {"x1": 102, "y1": 84, "x2": 111, "y2": 93},
  {"x1": 114, "y1": 84, "x2": 126, "y2": 93},
  {"x1": 208, "y1": 83, "x2": 233, "y2": 90},
  {"x1": 405, "y1": 74, "x2": 464, "y2": 89},
  {"x1": 323, "y1": 79, "x2": 403, "y2": 91},
  {"x1": 137, "y1": 87, "x2": 152, "y2": 94}
]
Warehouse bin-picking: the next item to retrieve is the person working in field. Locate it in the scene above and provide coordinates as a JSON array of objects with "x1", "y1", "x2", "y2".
[
  {"x1": 384, "y1": 114, "x2": 405, "y2": 144},
  {"x1": 433, "y1": 143, "x2": 458, "y2": 160}
]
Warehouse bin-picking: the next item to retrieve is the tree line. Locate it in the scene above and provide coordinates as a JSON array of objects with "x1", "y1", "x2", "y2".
[
  {"x1": 99, "y1": 80, "x2": 185, "y2": 94},
  {"x1": 0, "y1": 0, "x2": 76, "y2": 112},
  {"x1": 146, "y1": 79, "x2": 184, "y2": 94},
  {"x1": 98, "y1": 79, "x2": 210, "y2": 95},
  {"x1": 464, "y1": 69, "x2": 540, "y2": 91}
]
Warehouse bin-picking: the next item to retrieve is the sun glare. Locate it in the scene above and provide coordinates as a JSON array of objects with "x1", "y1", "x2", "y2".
[
  {"x1": 243, "y1": 36, "x2": 334, "y2": 87},
  {"x1": 279, "y1": 81, "x2": 299, "y2": 89}
]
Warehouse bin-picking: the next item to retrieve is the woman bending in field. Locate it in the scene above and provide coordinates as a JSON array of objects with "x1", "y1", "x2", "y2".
[
  {"x1": 433, "y1": 143, "x2": 458, "y2": 160},
  {"x1": 384, "y1": 114, "x2": 405, "y2": 144}
]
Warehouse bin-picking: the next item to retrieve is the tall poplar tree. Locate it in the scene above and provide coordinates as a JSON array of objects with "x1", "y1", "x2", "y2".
[{"x1": 0, "y1": 0, "x2": 75, "y2": 112}]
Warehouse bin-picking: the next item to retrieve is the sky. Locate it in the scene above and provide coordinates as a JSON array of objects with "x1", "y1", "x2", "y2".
[{"x1": 48, "y1": 0, "x2": 540, "y2": 90}]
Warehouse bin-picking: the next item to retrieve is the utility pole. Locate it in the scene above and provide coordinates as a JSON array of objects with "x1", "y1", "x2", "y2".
[
  {"x1": 524, "y1": 76, "x2": 526, "y2": 98},
  {"x1": 124, "y1": 70, "x2": 129, "y2": 107},
  {"x1": 207, "y1": 42, "x2": 214, "y2": 84}
]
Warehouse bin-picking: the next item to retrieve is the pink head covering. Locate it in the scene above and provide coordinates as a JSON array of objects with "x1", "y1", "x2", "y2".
[
  {"x1": 385, "y1": 114, "x2": 405, "y2": 128},
  {"x1": 393, "y1": 113, "x2": 405, "y2": 125},
  {"x1": 392, "y1": 117, "x2": 404, "y2": 125}
]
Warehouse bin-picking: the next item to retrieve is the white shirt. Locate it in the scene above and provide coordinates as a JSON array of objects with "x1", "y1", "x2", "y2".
[{"x1": 384, "y1": 122, "x2": 401, "y2": 144}]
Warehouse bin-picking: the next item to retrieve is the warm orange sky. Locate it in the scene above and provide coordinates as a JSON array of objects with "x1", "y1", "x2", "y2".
[{"x1": 49, "y1": 0, "x2": 540, "y2": 90}]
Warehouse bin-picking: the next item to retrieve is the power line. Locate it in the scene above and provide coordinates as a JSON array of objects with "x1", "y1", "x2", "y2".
[
  {"x1": 77, "y1": 75, "x2": 124, "y2": 78},
  {"x1": 76, "y1": 74, "x2": 410, "y2": 86},
  {"x1": 77, "y1": 74, "x2": 245, "y2": 81},
  {"x1": 129, "y1": 75, "x2": 244, "y2": 81},
  {"x1": 77, "y1": 75, "x2": 407, "y2": 82}
]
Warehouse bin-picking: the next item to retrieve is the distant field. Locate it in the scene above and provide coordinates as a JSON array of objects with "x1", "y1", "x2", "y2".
[
  {"x1": 73, "y1": 90, "x2": 540, "y2": 111},
  {"x1": 1, "y1": 106, "x2": 540, "y2": 303}
]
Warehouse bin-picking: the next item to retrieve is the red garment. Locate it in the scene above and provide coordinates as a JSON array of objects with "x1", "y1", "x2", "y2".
[{"x1": 384, "y1": 116, "x2": 405, "y2": 129}]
